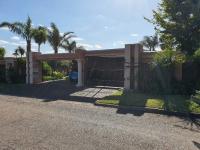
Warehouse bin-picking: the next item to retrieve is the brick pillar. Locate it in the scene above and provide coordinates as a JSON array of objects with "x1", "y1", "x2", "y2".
[
  {"x1": 124, "y1": 44, "x2": 131, "y2": 90},
  {"x1": 124, "y1": 44, "x2": 142, "y2": 90},
  {"x1": 76, "y1": 59, "x2": 84, "y2": 87},
  {"x1": 26, "y1": 52, "x2": 42, "y2": 84},
  {"x1": 133, "y1": 44, "x2": 141, "y2": 90}
]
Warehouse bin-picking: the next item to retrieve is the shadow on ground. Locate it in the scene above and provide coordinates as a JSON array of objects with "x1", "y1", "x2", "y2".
[
  {"x1": 0, "y1": 80, "x2": 199, "y2": 130},
  {"x1": 0, "y1": 80, "x2": 118, "y2": 104}
]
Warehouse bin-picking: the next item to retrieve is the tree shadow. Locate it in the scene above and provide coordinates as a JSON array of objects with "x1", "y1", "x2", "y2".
[{"x1": 193, "y1": 141, "x2": 200, "y2": 150}]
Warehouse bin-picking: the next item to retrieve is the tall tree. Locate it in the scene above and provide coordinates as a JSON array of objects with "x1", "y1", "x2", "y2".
[
  {"x1": 61, "y1": 40, "x2": 77, "y2": 53},
  {"x1": 33, "y1": 26, "x2": 47, "y2": 52},
  {"x1": 146, "y1": 0, "x2": 200, "y2": 55},
  {"x1": 13, "y1": 49, "x2": 19, "y2": 58},
  {"x1": 47, "y1": 23, "x2": 74, "y2": 54},
  {"x1": 16, "y1": 46, "x2": 25, "y2": 58},
  {"x1": 0, "y1": 16, "x2": 34, "y2": 83},
  {"x1": 0, "y1": 47, "x2": 5, "y2": 59},
  {"x1": 140, "y1": 35, "x2": 159, "y2": 51}
]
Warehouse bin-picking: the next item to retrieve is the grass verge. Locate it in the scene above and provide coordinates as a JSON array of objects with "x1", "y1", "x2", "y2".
[{"x1": 95, "y1": 90, "x2": 200, "y2": 114}]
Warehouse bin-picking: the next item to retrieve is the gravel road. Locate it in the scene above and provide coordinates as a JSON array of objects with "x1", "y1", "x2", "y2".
[{"x1": 0, "y1": 94, "x2": 199, "y2": 150}]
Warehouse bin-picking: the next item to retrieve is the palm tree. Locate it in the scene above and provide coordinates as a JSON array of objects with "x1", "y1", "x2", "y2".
[
  {"x1": 33, "y1": 26, "x2": 47, "y2": 52},
  {"x1": 13, "y1": 49, "x2": 19, "y2": 58},
  {"x1": 61, "y1": 40, "x2": 77, "y2": 53},
  {"x1": 16, "y1": 46, "x2": 25, "y2": 58},
  {"x1": 47, "y1": 23, "x2": 74, "y2": 54},
  {"x1": 140, "y1": 34, "x2": 159, "y2": 51},
  {"x1": 0, "y1": 16, "x2": 34, "y2": 84}
]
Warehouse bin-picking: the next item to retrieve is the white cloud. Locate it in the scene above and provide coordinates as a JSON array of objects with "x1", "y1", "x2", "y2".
[
  {"x1": 94, "y1": 44, "x2": 102, "y2": 49},
  {"x1": 72, "y1": 37, "x2": 84, "y2": 41},
  {"x1": 104, "y1": 26, "x2": 109, "y2": 30},
  {"x1": 130, "y1": 33, "x2": 139, "y2": 37},
  {"x1": 0, "y1": 27, "x2": 9, "y2": 31},
  {"x1": 78, "y1": 43, "x2": 94, "y2": 49},
  {"x1": 60, "y1": 32, "x2": 64, "y2": 36},
  {"x1": 113, "y1": 41, "x2": 125, "y2": 47},
  {"x1": 11, "y1": 36, "x2": 20, "y2": 41},
  {"x1": 0, "y1": 40, "x2": 9, "y2": 45},
  {"x1": 38, "y1": 24, "x2": 44, "y2": 27}
]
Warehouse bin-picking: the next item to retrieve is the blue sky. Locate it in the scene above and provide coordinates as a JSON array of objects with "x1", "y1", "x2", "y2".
[{"x1": 0, "y1": 0, "x2": 160, "y2": 56}]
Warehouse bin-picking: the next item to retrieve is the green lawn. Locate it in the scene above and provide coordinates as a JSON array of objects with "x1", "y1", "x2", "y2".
[{"x1": 96, "y1": 90, "x2": 200, "y2": 114}]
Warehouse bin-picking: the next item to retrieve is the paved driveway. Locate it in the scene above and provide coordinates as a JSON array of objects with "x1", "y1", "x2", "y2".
[{"x1": 0, "y1": 81, "x2": 199, "y2": 150}]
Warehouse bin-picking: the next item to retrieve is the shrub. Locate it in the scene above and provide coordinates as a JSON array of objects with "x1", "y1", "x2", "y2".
[
  {"x1": 43, "y1": 76, "x2": 54, "y2": 81},
  {"x1": 193, "y1": 48, "x2": 200, "y2": 63},
  {"x1": 8, "y1": 58, "x2": 26, "y2": 83},
  {"x1": 42, "y1": 61, "x2": 52, "y2": 76},
  {"x1": 153, "y1": 49, "x2": 186, "y2": 67},
  {"x1": 52, "y1": 71, "x2": 64, "y2": 79}
]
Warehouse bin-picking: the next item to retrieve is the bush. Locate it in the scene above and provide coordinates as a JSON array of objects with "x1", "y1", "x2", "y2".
[
  {"x1": 43, "y1": 76, "x2": 54, "y2": 81},
  {"x1": 42, "y1": 61, "x2": 52, "y2": 76},
  {"x1": 0, "y1": 65, "x2": 6, "y2": 83},
  {"x1": 144, "y1": 49, "x2": 187, "y2": 94},
  {"x1": 8, "y1": 58, "x2": 26, "y2": 83},
  {"x1": 52, "y1": 71, "x2": 64, "y2": 79},
  {"x1": 153, "y1": 49, "x2": 186, "y2": 67}
]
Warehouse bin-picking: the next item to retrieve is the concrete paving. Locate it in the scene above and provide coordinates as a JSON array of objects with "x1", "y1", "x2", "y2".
[{"x1": 0, "y1": 94, "x2": 199, "y2": 150}]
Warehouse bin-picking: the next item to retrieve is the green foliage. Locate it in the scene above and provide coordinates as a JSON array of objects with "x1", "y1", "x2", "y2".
[
  {"x1": 8, "y1": 58, "x2": 26, "y2": 83},
  {"x1": 146, "y1": 0, "x2": 200, "y2": 55},
  {"x1": 42, "y1": 61, "x2": 52, "y2": 76},
  {"x1": 0, "y1": 65, "x2": 6, "y2": 82},
  {"x1": 43, "y1": 71, "x2": 64, "y2": 81},
  {"x1": 0, "y1": 47, "x2": 5, "y2": 58},
  {"x1": 14, "y1": 46, "x2": 25, "y2": 58},
  {"x1": 140, "y1": 34, "x2": 159, "y2": 51},
  {"x1": 52, "y1": 71, "x2": 64, "y2": 79},
  {"x1": 153, "y1": 50, "x2": 186, "y2": 67},
  {"x1": 42, "y1": 76, "x2": 54, "y2": 81},
  {"x1": 33, "y1": 26, "x2": 47, "y2": 52},
  {"x1": 47, "y1": 23, "x2": 74, "y2": 54},
  {"x1": 193, "y1": 48, "x2": 200, "y2": 61}
]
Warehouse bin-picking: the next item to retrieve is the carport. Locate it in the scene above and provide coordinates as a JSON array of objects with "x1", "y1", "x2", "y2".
[{"x1": 26, "y1": 44, "x2": 143, "y2": 90}]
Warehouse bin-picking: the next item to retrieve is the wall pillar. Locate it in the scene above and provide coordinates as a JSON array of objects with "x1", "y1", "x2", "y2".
[
  {"x1": 124, "y1": 45, "x2": 131, "y2": 90},
  {"x1": 133, "y1": 44, "x2": 141, "y2": 90},
  {"x1": 26, "y1": 52, "x2": 42, "y2": 84},
  {"x1": 124, "y1": 44, "x2": 142, "y2": 91},
  {"x1": 76, "y1": 59, "x2": 84, "y2": 87}
]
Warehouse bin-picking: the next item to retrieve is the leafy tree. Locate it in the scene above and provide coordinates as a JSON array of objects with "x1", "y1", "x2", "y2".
[
  {"x1": 0, "y1": 16, "x2": 35, "y2": 84},
  {"x1": 140, "y1": 35, "x2": 159, "y2": 51},
  {"x1": 15, "y1": 46, "x2": 25, "y2": 58},
  {"x1": 146, "y1": 0, "x2": 200, "y2": 55},
  {"x1": 153, "y1": 49, "x2": 186, "y2": 67},
  {"x1": 33, "y1": 26, "x2": 47, "y2": 52},
  {"x1": 47, "y1": 23, "x2": 74, "y2": 54},
  {"x1": 0, "y1": 47, "x2": 5, "y2": 59}
]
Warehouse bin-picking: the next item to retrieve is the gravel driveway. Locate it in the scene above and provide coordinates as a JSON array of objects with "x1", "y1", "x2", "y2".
[{"x1": 0, "y1": 94, "x2": 199, "y2": 150}]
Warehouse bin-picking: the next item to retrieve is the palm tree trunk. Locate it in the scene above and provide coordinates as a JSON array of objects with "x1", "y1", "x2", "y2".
[
  {"x1": 27, "y1": 40, "x2": 31, "y2": 84},
  {"x1": 55, "y1": 47, "x2": 58, "y2": 54},
  {"x1": 38, "y1": 44, "x2": 41, "y2": 53}
]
